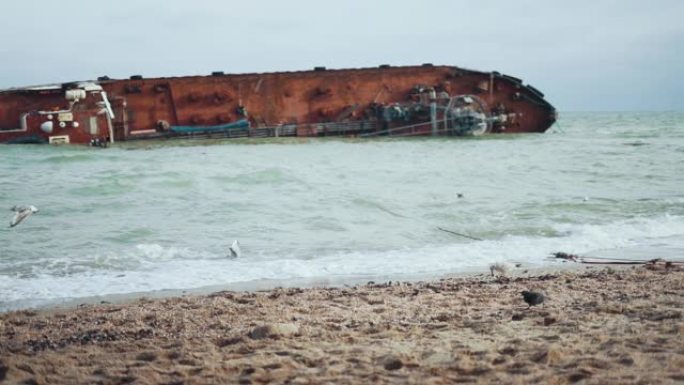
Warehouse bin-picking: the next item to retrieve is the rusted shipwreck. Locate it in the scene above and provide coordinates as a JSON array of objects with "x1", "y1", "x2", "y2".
[{"x1": 0, "y1": 64, "x2": 556, "y2": 145}]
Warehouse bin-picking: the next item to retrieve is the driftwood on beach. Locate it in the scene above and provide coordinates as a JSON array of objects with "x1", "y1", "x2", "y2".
[{"x1": 551, "y1": 251, "x2": 683, "y2": 268}]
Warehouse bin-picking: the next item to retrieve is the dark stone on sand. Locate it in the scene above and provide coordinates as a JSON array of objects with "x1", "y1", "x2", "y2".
[
  {"x1": 506, "y1": 362, "x2": 531, "y2": 375},
  {"x1": 249, "y1": 323, "x2": 299, "y2": 340},
  {"x1": 162, "y1": 381, "x2": 184, "y2": 385},
  {"x1": 249, "y1": 326, "x2": 271, "y2": 340},
  {"x1": 0, "y1": 363, "x2": 7, "y2": 381},
  {"x1": 644, "y1": 310, "x2": 681, "y2": 321},
  {"x1": 511, "y1": 313, "x2": 525, "y2": 321},
  {"x1": 178, "y1": 358, "x2": 198, "y2": 366},
  {"x1": 543, "y1": 317, "x2": 557, "y2": 326},
  {"x1": 92, "y1": 368, "x2": 108, "y2": 376},
  {"x1": 568, "y1": 370, "x2": 593, "y2": 383},
  {"x1": 499, "y1": 347, "x2": 517, "y2": 356},
  {"x1": 135, "y1": 351, "x2": 157, "y2": 362},
  {"x1": 531, "y1": 350, "x2": 549, "y2": 363},
  {"x1": 521, "y1": 291, "x2": 544, "y2": 307},
  {"x1": 216, "y1": 337, "x2": 243, "y2": 347},
  {"x1": 383, "y1": 357, "x2": 403, "y2": 371},
  {"x1": 235, "y1": 298, "x2": 254, "y2": 305},
  {"x1": 6, "y1": 342, "x2": 23, "y2": 354},
  {"x1": 16, "y1": 363, "x2": 35, "y2": 374}
]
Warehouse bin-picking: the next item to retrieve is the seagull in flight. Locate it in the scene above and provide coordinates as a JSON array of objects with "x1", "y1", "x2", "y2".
[
  {"x1": 228, "y1": 240, "x2": 241, "y2": 258},
  {"x1": 9, "y1": 205, "x2": 38, "y2": 228}
]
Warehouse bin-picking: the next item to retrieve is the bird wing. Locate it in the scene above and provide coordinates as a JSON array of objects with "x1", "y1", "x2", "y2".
[
  {"x1": 10, "y1": 210, "x2": 29, "y2": 227},
  {"x1": 229, "y1": 240, "x2": 241, "y2": 258}
]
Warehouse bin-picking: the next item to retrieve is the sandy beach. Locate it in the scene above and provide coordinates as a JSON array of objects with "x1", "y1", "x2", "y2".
[{"x1": 1, "y1": 264, "x2": 682, "y2": 384}]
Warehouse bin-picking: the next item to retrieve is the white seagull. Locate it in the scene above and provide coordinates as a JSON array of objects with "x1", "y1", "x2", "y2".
[
  {"x1": 489, "y1": 262, "x2": 514, "y2": 277},
  {"x1": 228, "y1": 240, "x2": 241, "y2": 258},
  {"x1": 9, "y1": 205, "x2": 38, "y2": 228}
]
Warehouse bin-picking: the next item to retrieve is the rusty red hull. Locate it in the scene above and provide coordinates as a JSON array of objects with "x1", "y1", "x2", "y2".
[{"x1": 0, "y1": 65, "x2": 556, "y2": 145}]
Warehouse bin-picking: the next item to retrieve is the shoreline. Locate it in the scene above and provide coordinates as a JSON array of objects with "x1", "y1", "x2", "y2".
[
  {"x1": 1, "y1": 264, "x2": 682, "y2": 384},
  {"x1": 2, "y1": 261, "x2": 588, "y2": 313}
]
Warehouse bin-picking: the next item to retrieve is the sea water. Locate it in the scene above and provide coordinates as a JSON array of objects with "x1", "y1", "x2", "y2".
[{"x1": 1, "y1": 111, "x2": 683, "y2": 310}]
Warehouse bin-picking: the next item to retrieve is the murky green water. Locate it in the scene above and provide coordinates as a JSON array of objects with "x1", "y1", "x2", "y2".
[{"x1": 1, "y1": 111, "x2": 683, "y2": 310}]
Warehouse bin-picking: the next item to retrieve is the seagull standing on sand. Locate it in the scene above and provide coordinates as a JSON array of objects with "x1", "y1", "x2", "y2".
[
  {"x1": 489, "y1": 262, "x2": 511, "y2": 277},
  {"x1": 490, "y1": 262, "x2": 522, "y2": 277},
  {"x1": 9, "y1": 205, "x2": 38, "y2": 228},
  {"x1": 228, "y1": 240, "x2": 241, "y2": 258}
]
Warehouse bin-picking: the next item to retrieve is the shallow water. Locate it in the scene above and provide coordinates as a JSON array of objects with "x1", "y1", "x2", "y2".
[{"x1": 1, "y1": 111, "x2": 683, "y2": 310}]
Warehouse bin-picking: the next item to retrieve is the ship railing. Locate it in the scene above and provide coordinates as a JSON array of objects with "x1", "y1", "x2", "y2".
[
  {"x1": 359, "y1": 121, "x2": 438, "y2": 137},
  {"x1": 167, "y1": 120, "x2": 444, "y2": 140},
  {"x1": 292, "y1": 120, "x2": 379, "y2": 136},
  {"x1": 127, "y1": 119, "x2": 413, "y2": 141}
]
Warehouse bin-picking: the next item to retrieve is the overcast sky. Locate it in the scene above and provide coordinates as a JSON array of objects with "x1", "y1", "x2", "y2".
[{"x1": 1, "y1": 0, "x2": 682, "y2": 111}]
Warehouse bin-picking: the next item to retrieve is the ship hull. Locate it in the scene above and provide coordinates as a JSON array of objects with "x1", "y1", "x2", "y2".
[{"x1": 0, "y1": 65, "x2": 556, "y2": 145}]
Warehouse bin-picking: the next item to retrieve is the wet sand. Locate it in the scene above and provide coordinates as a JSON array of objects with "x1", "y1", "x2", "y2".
[{"x1": 1, "y1": 265, "x2": 682, "y2": 384}]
